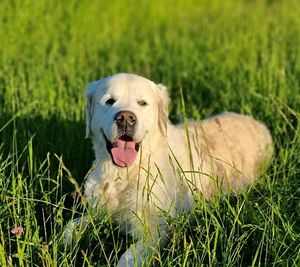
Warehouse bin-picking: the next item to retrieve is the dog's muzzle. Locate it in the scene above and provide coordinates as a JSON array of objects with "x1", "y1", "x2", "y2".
[
  {"x1": 104, "y1": 111, "x2": 140, "y2": 167},
  {"x1": 115, "y1": 110, "x2": 137, "y2": 137}
]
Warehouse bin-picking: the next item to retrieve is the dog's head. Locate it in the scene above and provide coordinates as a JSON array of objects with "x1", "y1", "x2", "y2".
[{"x1": 85, "y1": 73, "x2": 169, "y2": 167}]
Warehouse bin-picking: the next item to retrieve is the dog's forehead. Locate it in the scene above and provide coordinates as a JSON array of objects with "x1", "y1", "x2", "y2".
[{"x1": 105, "y1": 74, "x2": 156, "y2": 97}]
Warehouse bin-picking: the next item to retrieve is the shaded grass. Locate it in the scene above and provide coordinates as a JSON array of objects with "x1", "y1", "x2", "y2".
[{"x1": 0, "y1": 0, "x2": 300, "y2": 266}]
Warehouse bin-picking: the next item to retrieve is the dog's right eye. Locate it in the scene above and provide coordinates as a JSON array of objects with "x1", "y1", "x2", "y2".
[{"x1": 105, "y1": 98, "x2": 116, "y2": 105}]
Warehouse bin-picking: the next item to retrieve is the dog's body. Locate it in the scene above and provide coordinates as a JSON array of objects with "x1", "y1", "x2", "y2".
[{"x1": 69, "y1": 73, "x2": 273, "y2": 266}]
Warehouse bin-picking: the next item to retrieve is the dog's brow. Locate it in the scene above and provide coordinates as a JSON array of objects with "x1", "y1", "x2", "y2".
[{"x1": 102, "y1": 93, "x2": 116, "y2": 101}]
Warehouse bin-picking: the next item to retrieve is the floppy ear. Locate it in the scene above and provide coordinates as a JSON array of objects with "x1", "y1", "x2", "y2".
[
  {"x1": 157, "y1": 83, "x2": 169, "y2": 136},
  {"x1": 85, "y1": 81, "x2": 99, "y2": 138}
]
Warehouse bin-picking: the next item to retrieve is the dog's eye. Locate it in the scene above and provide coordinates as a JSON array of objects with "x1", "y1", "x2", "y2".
[
  {"x1": 137, "y1": 100, "x2": 148, "y2": 106},
  {"x1": 105, "y1": 98, "x2": 116, "y2": 105}
]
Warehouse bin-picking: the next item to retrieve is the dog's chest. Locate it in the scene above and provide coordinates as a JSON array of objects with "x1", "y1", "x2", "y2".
[{"x1": 85, "y1": 162, "x2": 141, "y2": 211}]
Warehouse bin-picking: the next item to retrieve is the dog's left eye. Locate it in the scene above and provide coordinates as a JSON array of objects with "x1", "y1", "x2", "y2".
[
  {"x1": 137, "y1": 100, "x2": 148, "y2": 106},
  {"x1": 105, "y1": 98, "x2": 116, "y2": 105}
]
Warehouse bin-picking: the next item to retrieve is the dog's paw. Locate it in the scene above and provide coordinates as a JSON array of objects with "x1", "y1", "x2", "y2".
[
  {"x1": 117, "y1": 241, "x2": 146, "y2": 267},
  {"x1": 117, "y1": 248, "x2": 135, "y2": 267},
  {"x1": 63, "y1": 217, "x2": 87, "y2": 246}
]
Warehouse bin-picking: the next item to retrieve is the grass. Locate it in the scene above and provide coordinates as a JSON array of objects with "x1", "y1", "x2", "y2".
[{"x1": 0, "y1": 0, "x2": 300, "y2": 265}]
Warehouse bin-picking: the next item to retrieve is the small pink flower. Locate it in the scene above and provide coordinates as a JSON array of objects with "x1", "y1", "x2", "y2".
[{"x1": 11, "y1": 226, "x2": 24, "y2": 235}]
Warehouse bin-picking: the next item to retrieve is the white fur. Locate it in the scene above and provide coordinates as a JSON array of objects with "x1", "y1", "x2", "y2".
[{"x1": 70, "y1": 73, "x2": 273, "y2": 266}]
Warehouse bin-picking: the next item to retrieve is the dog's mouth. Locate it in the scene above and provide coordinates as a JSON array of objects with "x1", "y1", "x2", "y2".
[{"x1": 103, "y1": 133, "x2": 140, "y2": 167}]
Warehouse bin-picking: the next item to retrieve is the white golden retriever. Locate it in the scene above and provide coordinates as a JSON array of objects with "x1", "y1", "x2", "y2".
[{"x1": 66, "y1": 73, "x2": 273, "y2": 266}]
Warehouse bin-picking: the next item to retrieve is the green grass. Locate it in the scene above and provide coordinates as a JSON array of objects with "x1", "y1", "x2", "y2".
[{"x1": 0, "y1": 0, "x2": 300, "y2": 265}]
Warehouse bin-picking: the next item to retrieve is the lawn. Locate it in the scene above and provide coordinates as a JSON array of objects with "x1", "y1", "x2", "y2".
[{"x1": 0, "y1": 0, "x2": 299, "y2": 266}]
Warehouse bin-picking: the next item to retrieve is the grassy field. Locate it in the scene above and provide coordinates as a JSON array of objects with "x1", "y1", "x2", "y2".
[{"x1": 0, "y1": 0, "x2": 300, "y2": 266}]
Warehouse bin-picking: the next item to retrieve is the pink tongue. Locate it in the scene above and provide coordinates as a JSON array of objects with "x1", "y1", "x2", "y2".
[{"x1": 111, "y1": 139, "x2": 138, "y2": 167}]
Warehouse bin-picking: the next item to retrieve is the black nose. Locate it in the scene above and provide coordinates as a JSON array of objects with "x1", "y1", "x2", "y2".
[{"x1": 115, "y1": 111, "x2": 137, "y2": 129}]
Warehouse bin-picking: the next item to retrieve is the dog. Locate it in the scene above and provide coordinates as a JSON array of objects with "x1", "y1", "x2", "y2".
[{"x1": 65, "y1": 73, "x2": 273, "y2": 266}]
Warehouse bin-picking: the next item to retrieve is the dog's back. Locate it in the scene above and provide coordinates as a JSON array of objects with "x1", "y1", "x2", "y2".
[{"x1": 168, "y1": 112, "x2": 273, "y2": 198}]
